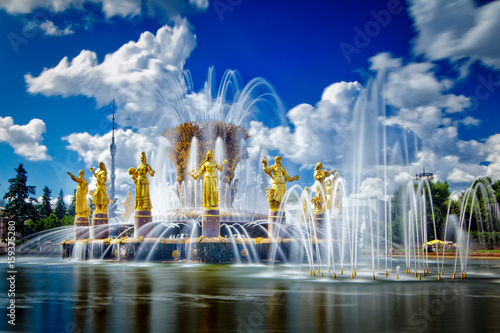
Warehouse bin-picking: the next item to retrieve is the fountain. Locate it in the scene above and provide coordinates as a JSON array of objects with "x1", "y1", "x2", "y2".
[
  {"x1": 12, "y1": 68, "x2": 500, "y2": 333},
  {"x1": 48, "y1": 68, "x2": 500, "y2": 279}
]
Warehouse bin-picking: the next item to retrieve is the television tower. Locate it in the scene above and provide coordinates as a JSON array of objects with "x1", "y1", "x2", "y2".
[{"x1": 109, "y1": 99, "x2": 117, "y2": 217}]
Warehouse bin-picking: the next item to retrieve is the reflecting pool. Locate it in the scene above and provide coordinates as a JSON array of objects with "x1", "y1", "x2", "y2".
[{"x1": 2, "y1": 256, "x2": 500, "y2": 332}]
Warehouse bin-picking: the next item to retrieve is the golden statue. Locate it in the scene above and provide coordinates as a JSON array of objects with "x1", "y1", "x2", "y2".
[
  {"x1": 262, "y1": 156, "x2": 299, "y2": 211},
  {"x1": 67, "y1": 170, "x2": 90, "y2": 218},
  {"x1": 311, "y1": 162, "x2": 336, "y2": 214},
  {"x1": 189, "y1": 150, "x2": 228, "y2": 209},
  {"x1": 301, "y1": 186, "x2": 310, "y2": 224},
  {"x1": 129, "y1": 152, "x2": 155, "y2": 211},
  {"x1": 89, "y1": 162, "x2": 109, "y2": 214},
  {"x1": 326, "y1": 171, "x2": 342, "y2": 212},
  {"x1": 119, "y1": 191, "x2": 135, "y2": 221}
]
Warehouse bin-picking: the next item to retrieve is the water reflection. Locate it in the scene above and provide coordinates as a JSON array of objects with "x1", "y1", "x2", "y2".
[{"x1": 3, "y1": 258, "x2": 500, "y2": 332}]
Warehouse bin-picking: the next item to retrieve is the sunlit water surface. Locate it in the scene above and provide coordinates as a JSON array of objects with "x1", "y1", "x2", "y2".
[{"x1": 2, "y1": 256, "x2": 500, "y2": 332}]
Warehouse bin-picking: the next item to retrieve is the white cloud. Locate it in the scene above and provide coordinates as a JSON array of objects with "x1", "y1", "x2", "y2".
[
  {"x1": 0, "y1": 116, "x2": 51, "y2": 161},
  {"x1": 63, "y1": 128, "x2": 161, "y2": 167},
  {"x1": 358, "y1": 177, "x2": 385, "y2": 199},
  {"x1": 37, "y1": 20, "x2": 74, "y2": 35},
  {"x1": 447, "y1": 168, "x2": 475, "y2": 183},
  {"x1": 188, "y1": 0, "x2": 208, "y2": 10},
  {"x1": 460, "y1": 116, "x2": 480, "y2": 126},
  {"x1": 0, "y1": 0, "x2": 209, "y2": 18},
  {"x1": 409, "y1": 0, "x2": 500, "y2": 73},
  {"x1": 369, "y1": 52, "x2": 402, "y2": 71},
  {"x1": 372, "y1": 54, "x2": 471, "y2": 112},
  {"x1": 386, "y1": 150, "x2": 486, "y2": 187},
  {"x1": 25, "y1": 19, "x2": 196, "y2": 129},
  {"x1": 48, "y1": 193, "x2": 73, "y2": 206},
  {"x1": 248, "y1": 81, "x2": 362, "y2": 169},
  {"x1": 249, "y1": 52, "x2": 496, "y2": 191},
  {"x1": 0, "y1": 0, "x2": 83, "y2": 14}
]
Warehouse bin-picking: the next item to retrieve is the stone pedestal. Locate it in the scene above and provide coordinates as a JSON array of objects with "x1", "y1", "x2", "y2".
[
  {"x1": 202, "y1": 209, "x2": 220, "y2": 237},
  {"x1": 92, "y1": 213, "x2": 109, "y2": 239},
  {"x1": 313, "y1": 213, "x2": 326, "y2": 236},
  {"x1": 268, "y1": 210, "x2": 286, "y2": 238},
  {"x1": 74, "y1": 217, "x2": 90, "y2": 240},
  {"x1": 134, "y1": 210, "x2": 152, "y2": 238}
]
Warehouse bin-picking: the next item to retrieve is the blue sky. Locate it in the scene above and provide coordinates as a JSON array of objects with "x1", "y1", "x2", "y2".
[{"x1": 1, "y1": 0, "x2": 500, "y2": 205}]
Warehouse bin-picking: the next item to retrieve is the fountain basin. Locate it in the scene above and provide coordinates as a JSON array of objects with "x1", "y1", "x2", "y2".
[{"x1": 60, "y1": 237, "x2": 313, "y2": 263}]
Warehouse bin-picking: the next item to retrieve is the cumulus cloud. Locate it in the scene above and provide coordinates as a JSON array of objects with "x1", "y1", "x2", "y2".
[
  {"x1": 447, "y1": 168, "x2": 476, "y2": 183},
  {"x1": 408, "y1": 0, "x2": 500, "y2": 73},
  {"x1": 248, "y1": 81, "x2": 362, "y2": 169},
  {"x1": 369, "y1": 54, "x2": 471, "y2": 112},
  {"x1": 25, "y1": 19, "x2": 196, "y2": 129},
  {"x1": 0, "y1": 116, "x2": 51, "y2": 161},
  {"x1": 249, "y1": 52, "x2": 496, "y2": 191},
  {"x1": 63, "y1": 128, "x2": 161, "y2": 167}
]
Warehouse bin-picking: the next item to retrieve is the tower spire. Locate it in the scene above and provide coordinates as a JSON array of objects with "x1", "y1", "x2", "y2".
[{"x1": 109, "y1": 99, "x2": 117, "y2": 217}]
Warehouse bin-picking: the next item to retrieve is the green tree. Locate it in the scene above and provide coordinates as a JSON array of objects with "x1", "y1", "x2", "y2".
[
  {"x1": 492, "y1": 180, "x2": 500, "y2": 203},
  {"x1": 67, "y1": 189, "x2": 76, "y2": 217},
  {"x1": 54, "y1": 189, "x2": 67, "y2": 220},
  {"x1": 426, "y1": 181, "x2": 450, "y2": 241},
  {"x1": 43, "y1": 213, "x2": 61, "y2": 230},
  {"x1": 2, "y1": 164, "x2": 38, "y2": 239},
  {"x1": 61, "y1": 215, "x2": 74, "y2": 226},
  {"x1": 37, "y1": 186, "x2": 52, "y2": 220},
  {"x1": 26, "y1": 218, "x2": 44, "y2": 233}
]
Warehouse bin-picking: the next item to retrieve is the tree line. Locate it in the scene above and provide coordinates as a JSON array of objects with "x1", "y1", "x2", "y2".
[
  {"x1": 1, "y1": 164, "x2": 77, "y2": 241},
  {"x1": 391, "y1": 178, "x2": 500, "y2": 244}
]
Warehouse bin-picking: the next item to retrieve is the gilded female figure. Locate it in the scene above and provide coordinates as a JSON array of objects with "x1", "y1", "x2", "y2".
[
  {"x1": 89, "y1": 162, "x2": 109, "y2": 214},
  {"x1": 311, "y1": 162, "x2": 336, "y2": 213},
  {"x1": 67, "y1": 170, "x2": 90, "y2": 218},
  {"x1": 190, "y1": 150, "x2": 227, "y2": 209},
  {"x1": 262, "y1": 156, "x2": 299, "y2": 211},
  {"x1": 119, "y1": 191, "x2": 135, "y2": 221},
  {"x1": 129, "y1": 152, "x2": 155, "y2": 211}
]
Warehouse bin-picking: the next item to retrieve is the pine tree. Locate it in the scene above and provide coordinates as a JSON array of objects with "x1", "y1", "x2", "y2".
[
  {"x1": 2, "y1": 164, "x2": 38, "y2": 239},
  {"x1": 38, "y1": 186, "x2": 52, "y2": 220},
  {"x1": 54, "y1": 189, "x2": 67, "y2": 220},
  {"x1": 67, "y1": 189, "x2": 76, "y2": 217}
]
